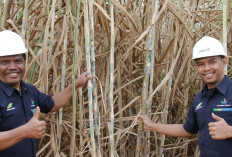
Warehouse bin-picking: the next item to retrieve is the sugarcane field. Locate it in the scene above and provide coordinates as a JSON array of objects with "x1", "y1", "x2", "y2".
[{"x1": 1, "y1": 0, "x2": 232, "y2": 157}]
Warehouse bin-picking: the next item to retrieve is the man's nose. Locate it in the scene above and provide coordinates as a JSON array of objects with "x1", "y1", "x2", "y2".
[
  {"x1": 203, "y1": 64, "x2": 211, "y2": 71},
  {"x1": 8, "y1": 62, "x2": 17, "y2": 69}
]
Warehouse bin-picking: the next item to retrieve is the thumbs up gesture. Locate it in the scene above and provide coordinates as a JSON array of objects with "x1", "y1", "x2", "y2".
[
  {"x1": 208, "y1": 113, "x2": 232, "y2": 140},
  {"x1": 24, "y1": 107, "x2": 47, "y2": 139}
]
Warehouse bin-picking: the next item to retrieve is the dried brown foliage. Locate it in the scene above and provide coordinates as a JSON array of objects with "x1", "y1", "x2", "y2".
[{"x1": 1, "y1": 0, "x2": 232, "y2": 156}]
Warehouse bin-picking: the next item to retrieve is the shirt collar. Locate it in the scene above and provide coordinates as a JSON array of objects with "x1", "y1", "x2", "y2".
[
  {"x1": 201, "y1": 75, "x2": 229, "y2": 96},
  {"x1": 0, "y1": 80, "x2": 28, "y2": 96}
]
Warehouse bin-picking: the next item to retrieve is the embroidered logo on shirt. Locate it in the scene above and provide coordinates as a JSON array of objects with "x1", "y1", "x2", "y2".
[
  {"x1": 7, "y1": 103, "x2": 15, "y2": 111},
  {"x1": 31, "y1": 99, "x2": 35, "y2": 107},
  {"x1": 221, "y1": 99, "x2": 227, "y2": 105},
  {"x1": 214, "y1": 98, "x2": 232, "y2": 111},
  {"x1": 195, "y1": 102, "x2": 202, "y2": 110},
  {"x1": 30, "y1": 99, "x2": 36, "y2": 115},
  {"x1": 216, "y1": 98, "x2": 231, "y2": 107},
  {"x1": 31, "y1": 108, "x2": 36, "y2": 115}
]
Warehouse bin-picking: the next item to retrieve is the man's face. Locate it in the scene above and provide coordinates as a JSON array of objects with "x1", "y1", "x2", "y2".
[
  {"x1": 0, "y1": 54, "x2": 25, "y2": 89},
  {"x1": 195, "y1": 56, "x2": 227, "y2": 89}
]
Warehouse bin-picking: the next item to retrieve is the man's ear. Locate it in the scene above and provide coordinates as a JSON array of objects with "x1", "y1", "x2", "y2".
[{"x1": 222, "y1": 57, "x2": 228, "y2": 66}]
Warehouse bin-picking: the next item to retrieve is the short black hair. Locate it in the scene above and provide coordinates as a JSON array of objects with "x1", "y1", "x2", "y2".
[
  {"x1": 22, "y1": 53, "x2": 26, "y2": 60},
  {"x1": 194, "y1": 55, "x2": 226, "y2": 62},
  {"x1": 219, "y1": 55, "x2": 225, "y2": 59}
]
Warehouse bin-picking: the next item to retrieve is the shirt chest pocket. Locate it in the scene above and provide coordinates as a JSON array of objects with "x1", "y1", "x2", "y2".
[
  {"x1": 0, "y1": 100, "x2": 10, "y2": 127},
  {"x1": 4, "y1": 105, "x2": 17, "y2": 118},
  {"x1": 196, "y1": 105, "x2": 210, "y2": 128},
  {"x1": 0, "y1": 101, "x2": 25, "y2": 130},
  {"x1": 213, "y1": 110, "x2": 232, "y2": 125},
  {"x1": 212, "y1": 99, "x2": 232, "y2": 125}
]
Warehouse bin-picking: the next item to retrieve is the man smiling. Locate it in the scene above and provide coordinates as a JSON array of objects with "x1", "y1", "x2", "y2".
[
  {"x1": 0, "y1": 30, "x2": 91, "y2": 157},
  {"x1": 0, "y1": 55, "x2": 25, "y2": 89},
  {"x1": 138, "y1": 36, "x2": 232, "y2": 157}
]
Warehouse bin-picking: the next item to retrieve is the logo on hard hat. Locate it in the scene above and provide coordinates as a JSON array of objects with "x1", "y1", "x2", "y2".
[{"x1": 199, "y1": 48, "x2": 210, "y2": 53}]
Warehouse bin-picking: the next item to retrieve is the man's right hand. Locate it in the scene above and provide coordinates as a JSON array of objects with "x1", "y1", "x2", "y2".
[
  {"x1": 24, "y1": 107, "x2": 46, "y2": 139},
  {"x1": 137, "y1": 114, "x2": 154, "y2": 131}
]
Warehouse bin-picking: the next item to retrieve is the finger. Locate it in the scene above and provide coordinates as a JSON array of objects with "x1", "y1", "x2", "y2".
[
  {"x1": 208, "y1": 122, "x2": 214, "y2": 127},
  {"x1": 208, "y1": 125, "x2": 216, "y2": 131},
  {"x1": 34, "y1": 106, "x2": 40, "y2": 119},
  {"x1": 137, "y1": 115, "x2": 145, "y2": 120},
  {"x1": 40, "y1": 125, "x2": 46, "y2": 132},
  {"x1": 40, "y1": 121, "x2": 46, "y2": 126},
  {"x1": 82, "y1": 71, "x2": 88, "y2": 76},
  {"x1": 44, "y1": 125, "x2": 47, "y2": 131},
  {"x1": 212, "y1": 135, "x2": 220, "y2": 140},
  {"x1": 208, "y1": 127, "x2": 214, "y2": 131},
  {"x1": 88, "y1": 75, "x2": 93, "y2": 80},
  {"x1": 81, "y1": 71, "x2": 87, "y2": 75},
  {"x1": 212, "y1": 113, "x2": 223, "y2": 121},
  {"x1": 137, "y1": 115, "x2": 142, "y2": 119},
  {"x1": 39, "y1": 131, "x2": 45, "y2": 138},
  {"x1": 211, "y1": 135, "x2": 216, "y2": 139},
  {"x1": 41, "y1": 130, "x2": 46, "y2": 137},
  {"x1": 38, "y1": 127, "x2": 45, "y2": 132},
  {"x1": 209, "y1": 131, "x2": 215, "y2": 136}
]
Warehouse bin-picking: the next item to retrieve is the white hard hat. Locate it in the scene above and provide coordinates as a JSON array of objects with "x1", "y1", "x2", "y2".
[
  {"x1": 192, "y1": 36, "x2": 226, "y2": 60},
  {"x1": 0, "y1": 30, "x2": 27, "y2": 56}
]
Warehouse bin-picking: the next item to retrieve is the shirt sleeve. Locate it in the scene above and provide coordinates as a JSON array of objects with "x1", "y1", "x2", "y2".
[
  {"x1": 183, "y1": 100, "x2": 199, "y2": 134},
  {"x1": 32, "y1": 86, "x2": 55, "y2": 114}
]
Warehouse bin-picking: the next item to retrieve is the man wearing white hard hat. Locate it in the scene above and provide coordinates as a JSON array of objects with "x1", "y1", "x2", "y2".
[
  {"x1": 0, "y1": 30, "x2": 91, "y2": 157},
  {"x1": 138, "y1": 36, "x2": 232, "y2": 157}
]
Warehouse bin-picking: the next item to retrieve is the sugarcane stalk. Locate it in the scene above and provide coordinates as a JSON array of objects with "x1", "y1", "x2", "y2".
[
  {"x1": 17, "y1": 0, "x2": 23, "y2": 20},
  {"x1": 136, "y1": 1, "x2": 160, "y2": 156},
  {"x1": 73, "y1": 1, "x2": 84, "y2": 156},
  {"x1": 71, "y1": 0, "x2": 77, "y2": 19},
  {"x1": 70, "y1": 0, "x2": 81, "y2": 156},
  {"x1": 223, "y1": 0, "x2": 227, "y2": 75},
  {"x1": 136, "y1": 41, "x2": 151, "y2": 157},
  {"x1": 21, "y1": 0, "x2": 29, "y2": 40},
  {"x1": 146, "y1": 1, "x2": 160, "y2": 156},
  {"x1": 159, "y1": 77, "x2": 172, "y2": 157},
  {"x1": 56, "y1": 15, "x2": 68, "y2": 156},
  {"x1": 83, "y1": 0, "x2": 97, "y2": 156},
  {"x1": 0, "y1": 0, "x2": 4, "y2": 31},
  {"x1": 89, "y1": 0, "x2": 102, "y2": 156},
  {"x1": 146, "y1": 27, "x2": 155, "y2": 157},
  {"x1": 109, "y1": 1, "x2": 115, "y2": 156},
  {"x1": 47, "y1": 0, "x2": 51, "y2": 13},
  {"x1": 70, "y1": 51, "x2": 77, "y2": 157},
  {"x1": 48, "y1": 0, "x2": 55, "y2": 65}
]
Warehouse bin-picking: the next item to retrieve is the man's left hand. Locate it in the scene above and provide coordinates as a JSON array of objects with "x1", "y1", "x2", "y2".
[{"x1": 208, "y1": 113, "x2": 232, "y2": 140}]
